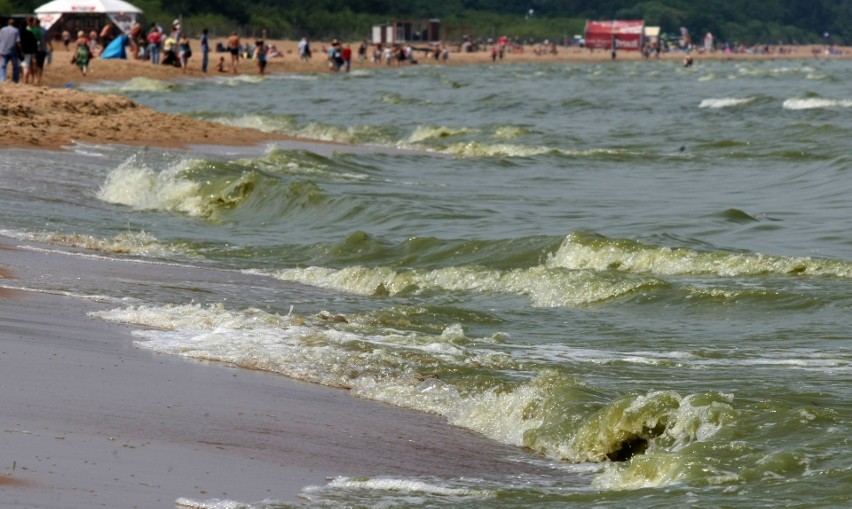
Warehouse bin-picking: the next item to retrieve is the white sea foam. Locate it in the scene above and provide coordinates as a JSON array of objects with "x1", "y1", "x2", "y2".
[
  {"x1": 298, "y1": 476, "x2": 494, "y2": 507},
  {"x1": 206, "y1": 113, "x2": 299, "y2": 134},
  {"x1": 440, "y1": 141, "x2": 552, "y2": 158},
  {"x1": 90, "y1": 302, "x2": 552, "y2": 450},
  {"x1": 735, "y1": 66, "x2": 815, "y2": 78},
  {"x1": 698, "y1": 97, "x2": 755, "y2": 109},
  {"x1": 97, "y1": 155, "x2": 210, "y2": 217},
  {"x1": 322, "y1": 476, "x2": 492, "y2": 498},
  {"x1": 507, "y1": 342, "x2": 850, "y2": 373},
  {"x1": 217, "y1": 74, "x2": 265, "y2": 86},
  {"x1": 90, "y1": 302, "x2": 740, "y2": 492},
  {"x1": 0, "y1": 228, "x2": 184, "y2": 259},
  {"x1": 175, "y1": 497, "x2": 282, "y2": 509},
  {"x1": 782, "y1": 98, "x2": 852, "y2": 110}
]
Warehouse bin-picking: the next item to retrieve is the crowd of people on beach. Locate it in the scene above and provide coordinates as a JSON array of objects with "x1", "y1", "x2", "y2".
[
  {"x1": 0, "y1": 16, "x2": 52, "y2": 84},
  {"x1": 4, "y1": 15, "x2": 850, "y2": 85}
]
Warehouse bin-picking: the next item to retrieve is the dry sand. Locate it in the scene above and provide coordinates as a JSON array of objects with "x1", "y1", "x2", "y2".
[{"x1": 0, "y1": 39, "x2": 847, "y2": 507}]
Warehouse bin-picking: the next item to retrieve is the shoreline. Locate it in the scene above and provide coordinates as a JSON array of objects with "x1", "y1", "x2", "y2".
[
  {"x1": 0, "y1": 236, "x2": 578, "y2": 506},
  {"x1": 1, "y1": 40, "x2": 849, "y2": 507},
  {"x1": 0, "y1": 40, "x2": 849, "y2": 151}
]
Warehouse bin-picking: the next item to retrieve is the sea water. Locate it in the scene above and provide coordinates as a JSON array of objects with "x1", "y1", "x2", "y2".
[{"x1": 0, "y1": 58, "x2": 850, "y2": 507}]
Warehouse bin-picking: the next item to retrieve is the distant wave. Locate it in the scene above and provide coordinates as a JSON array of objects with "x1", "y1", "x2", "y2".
[
  {"x1": 84, "y1": 76, "x2": 181, "y2": 94},
  {"x1": 782, "y1": 98, "x2": 852, "y2": 110},
  {"x1": 698, "y1": 97, "x2": 756, "y2": 109},
  {"x1": 207, "y1": 113, "x2": 392, "y2": 145},
  {"x1": 406, "y1": 124, "x2": 480, "y2": 143},
  {"x1": 548, "y1": 232, "x2": 852, "y2": 278}
]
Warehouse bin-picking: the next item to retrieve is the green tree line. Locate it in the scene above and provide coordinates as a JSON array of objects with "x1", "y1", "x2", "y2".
[{"x1": 4, "y1": 0, "x2": 849, "y2": 44}]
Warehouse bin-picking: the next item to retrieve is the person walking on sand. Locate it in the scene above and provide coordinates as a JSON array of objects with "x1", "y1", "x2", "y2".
[
  {"x1": 0, "y1": 18, "x2": 21, "y2": 83},
  {"x1": 73, "y1": 30, "x2": 91, "y2": 76},
  {"x1": 31, "y1": 18, "x2": 50, "y2": 85},
  {"x1": 19, "y1": 18, "x2": 38, "y2": 84},
  {"x1": 227, "y1": 31, "x2": 240, "y2": 73}
]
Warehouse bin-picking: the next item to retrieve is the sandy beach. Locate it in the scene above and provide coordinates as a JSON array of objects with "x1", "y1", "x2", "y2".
[{"x1": 1, "y1": 38, "x2": 848, "y2": 507}]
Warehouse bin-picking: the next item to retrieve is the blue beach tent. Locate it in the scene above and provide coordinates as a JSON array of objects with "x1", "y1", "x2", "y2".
[{"x1": 101, "y1": 34, "x2": 128, "y2": 59}]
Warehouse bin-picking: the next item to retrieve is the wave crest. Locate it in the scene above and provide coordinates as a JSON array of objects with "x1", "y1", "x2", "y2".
[{"x1": 549, "y1": 232, "x2": 852, "y2": 278}]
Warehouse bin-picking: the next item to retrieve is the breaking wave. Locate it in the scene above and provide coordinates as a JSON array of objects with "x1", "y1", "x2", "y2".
[
  {"x1": 548, "y1": 232, "x2": 852, "y2": 278},
  {"x1": 91, "y1": 302, "x2": 735, "y2": 490}
]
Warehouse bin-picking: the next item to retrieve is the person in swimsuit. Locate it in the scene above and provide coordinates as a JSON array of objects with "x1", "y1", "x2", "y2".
[
  {"x1": 178, "y1": 34, "x2": 192, "y2": 73},
  {"x1": 227, "y1": 31, "x2": 240, "y2": 74}
]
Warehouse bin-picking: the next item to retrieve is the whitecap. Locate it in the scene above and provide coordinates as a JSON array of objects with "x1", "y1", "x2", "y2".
[
  {"x1": 782, "y1": 98, "x2": 852, "y2": 110},
  {"x1": 698, "y1": 97, "x2": 755, "y2": 109}
]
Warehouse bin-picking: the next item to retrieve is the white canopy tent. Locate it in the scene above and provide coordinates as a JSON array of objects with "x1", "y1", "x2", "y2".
[{"x1": 35, "y1": 0, "x2": 142, "y2": 34}]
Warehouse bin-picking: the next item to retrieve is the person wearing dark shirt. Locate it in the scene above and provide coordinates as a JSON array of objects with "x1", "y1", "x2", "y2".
[{"x1": 19, "y1": 19, "x2": 38, "y2": 84}]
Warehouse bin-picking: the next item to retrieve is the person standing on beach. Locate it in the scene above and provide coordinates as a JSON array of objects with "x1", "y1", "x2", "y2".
[
  {"x1": 99, "y1": 22, "x2": 115, "y2": 56},
  {"x1": 342, "y1": 44, "x2": 352, "y2": 72},
  {"x1": 169, "y1": 19, "x2": 182, "y2": 46},
  {"x1": 0, "y1": 18, "x2": 21, "y2": 83},
  {"x1": 178, "y1": 34, "x2": 192, "y2": 73},
  {"x1": 227, "y1": 31, "x2": 240, "y2": 73},
  {"x1": 147, "y1": 24, "x2": 161, "y2": 64},
  {"x1": 128, "y1": 21, "x2": 141, "y2": 59},
  {"x1": 200, "y1": 29, "x2": 209, "y2": 73},
  {"x1": 254, "y1": 39, "x2": 268, "y2": 75},
  {"x1": 298, "y1": 36, "x2": 311, "y2": 61},
  {"x1": 328, "y1": 39, "x2": 343, "y2": 71}
]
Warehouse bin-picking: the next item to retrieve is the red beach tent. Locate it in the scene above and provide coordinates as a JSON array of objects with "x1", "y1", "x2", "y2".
[{"x1": 584, "y1": 20, "x2": 645, "y2": 51}]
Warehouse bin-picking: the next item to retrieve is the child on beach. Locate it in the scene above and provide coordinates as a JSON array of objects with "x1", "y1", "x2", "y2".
[{"x1": 254, "y1": 39, "x2": 268, "y2": 75}]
